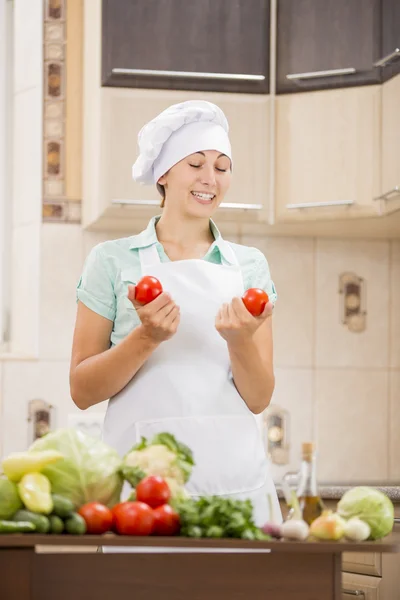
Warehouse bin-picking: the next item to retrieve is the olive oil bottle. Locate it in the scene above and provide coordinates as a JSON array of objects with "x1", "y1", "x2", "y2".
[{"x1": 297, "y1": 442, "x2": 325, "y2": 525}]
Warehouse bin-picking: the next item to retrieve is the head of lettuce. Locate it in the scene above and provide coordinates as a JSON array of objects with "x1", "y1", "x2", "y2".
[
  {"x1": 337, "y1": 486, "x2": 394, "y2": 540},
  {"x1": 29, "y1": 428, "x2": 123, "y2": 509}
]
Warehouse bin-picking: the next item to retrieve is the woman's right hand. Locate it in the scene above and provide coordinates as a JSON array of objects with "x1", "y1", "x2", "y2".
[{"x1": 127, "y1": 285, "x2": 180, "y2": 343}]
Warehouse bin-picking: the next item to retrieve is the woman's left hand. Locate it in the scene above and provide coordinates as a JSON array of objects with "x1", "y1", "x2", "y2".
[{"x1": 215, "y1": 297, "x2": 274, "y2": 344}]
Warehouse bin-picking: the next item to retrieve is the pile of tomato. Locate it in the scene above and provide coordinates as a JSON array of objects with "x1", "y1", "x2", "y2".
[{"x1": 78, "y1": 476, "x2": 180, "y2": 536}]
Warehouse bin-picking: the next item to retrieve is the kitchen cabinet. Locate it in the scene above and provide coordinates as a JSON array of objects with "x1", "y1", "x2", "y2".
[
  {"x1": 276, "y1": 0, "x2": 382, "y2": 94},
  {"x1": 378, "y1": 0, "x2": 400, "y2": 82},
  {"x1": 343, "y1": 552, "x2": 382, "y2": 577},
  {"x1": 377, "y1": 73, "x2": 400, "y2": 214},
  {"x1": 83, "y1": 87, "x2": 271, "y2": 232},
  {"x1": 342, "y1": 573, "x2": 381, "y2": 600},
  {"x1": 101, "y1": 0, "x2": 270, "y2": 94},
  {"x1": 80, "y1": 0, "x2": 400, "y2": 237},
  {"x1": 274, "y1": 85, "x2": 382, "y2": 223},
  {"x1": 83, "y1": 0, "x2": 271, "y2": 233}
]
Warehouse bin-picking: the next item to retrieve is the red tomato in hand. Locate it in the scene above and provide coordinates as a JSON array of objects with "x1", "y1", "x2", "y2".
[
  {"x1": 136, "y1": 476, "x2": 171, "y2": 509},
  {"x1": 153, "y1": 504, "x2": 180, "y2": 536},
  {"x1": 242, "y1": 288, "x2": 269, "y2": 317},
  {"x1": 78, "y1": 502, "x2": 114, "y2": 535},
  {"x1": 135, "y1": 276, "x2": 163, "y2": 305},
  {"x1": 112, "y1": 501, "x2": 155, "y2": 536}
]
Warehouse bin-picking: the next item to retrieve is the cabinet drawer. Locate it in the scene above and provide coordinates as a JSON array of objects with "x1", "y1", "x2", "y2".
[
  {"x1": 342, "y1": 572, "x2": 382, "y2": 600},
  {"x1": 343, "y1": 552, "x2": 382, "y2": 577}
]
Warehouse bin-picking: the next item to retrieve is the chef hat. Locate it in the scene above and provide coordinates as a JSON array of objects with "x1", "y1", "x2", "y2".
[{"x1": 132, "y1": 100, "x2": 232, "y2": 185}]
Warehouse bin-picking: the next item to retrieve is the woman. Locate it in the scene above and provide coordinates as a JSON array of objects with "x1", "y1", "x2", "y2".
[{"x1": 70, "y1": 100, "x2": 281, "y2": 527}]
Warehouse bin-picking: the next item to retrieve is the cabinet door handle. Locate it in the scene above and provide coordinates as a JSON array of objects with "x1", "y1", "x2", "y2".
[
  {"x1": 286, "y1": 200, "x2": 353, "y2": 209},
  {"x1": 394, "y1": 518, "x2": 400, "y2": 523},
  {"x1": 373, "y1": 186, "x2": 400, "y2": 201},
  {"x1": 342, "y1": 590, "x2": 365, "y2": 597},
  {"x1": 111, "y1": 198, "x2": 263, "y2": 210},
  {"x1": 286, "y1": 67, "x2": 356, "y2": 81},
  {"x1": 374, "y1": 48, "x2": 400, "y2": 67},
  {"x1": 111, "y1": 67, "x2": 265, "y2": 82}
]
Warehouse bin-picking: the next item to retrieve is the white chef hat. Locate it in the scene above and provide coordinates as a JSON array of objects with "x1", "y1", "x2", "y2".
[{"x1": 132, "y1": 100, "x2": 232, "y2": 185}]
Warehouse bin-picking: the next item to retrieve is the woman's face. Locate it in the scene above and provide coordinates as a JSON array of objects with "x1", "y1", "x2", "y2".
[{"x1": 157, "y1": 150, "x2": 232, "y2": 217}]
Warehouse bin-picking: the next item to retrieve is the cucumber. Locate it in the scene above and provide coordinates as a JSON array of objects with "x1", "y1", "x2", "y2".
[
  {"x1": 65, "y1": 513, "x2": 87, "y2": 535},
  {"x1": 51, "y1": 494, "x2": 75, "y2": 519},
  {"x1": 12, "y1": 510, "x2": 50, "y2": 534},
  {"x1": 49, "y1": 514, "x2": 64, "y2": 534},
  {"x1": 0, "y1": 520, "x2": 36, "y2": 533}
]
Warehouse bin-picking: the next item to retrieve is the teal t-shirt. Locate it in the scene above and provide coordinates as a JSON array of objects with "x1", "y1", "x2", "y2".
[{"x1": 76, "y1": 216, "x2": 277, "y2": 347}]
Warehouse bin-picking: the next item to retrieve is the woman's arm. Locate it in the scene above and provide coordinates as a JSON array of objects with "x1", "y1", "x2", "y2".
[
  {"x1": 215, "y1": 298, "x2": 275, "y2": 414},
  {"x1": 227, "y1": 317, "x2": 275, "y2": 414},
  {"x1": 70, "y1": 303, "x2": 160, "y2": 410},
  {"x1": 70, "y1": 288, "x2": 180, "y2": 410}
]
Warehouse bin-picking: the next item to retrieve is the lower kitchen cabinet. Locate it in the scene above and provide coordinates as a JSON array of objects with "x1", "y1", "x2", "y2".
[
  {"x1": 342, "y1": 551, "x2": 382, "y2": 577},
  {"x1": 342, "y1": 572, "x2": 382, "y2": 599},
  {"x1": 279, "y1": 498, "x2": 400, "y2": 599}
]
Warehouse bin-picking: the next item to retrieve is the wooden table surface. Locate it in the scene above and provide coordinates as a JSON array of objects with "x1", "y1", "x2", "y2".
[{"x1": 1, "y1": 531, "x2": 400, "y2": 552}]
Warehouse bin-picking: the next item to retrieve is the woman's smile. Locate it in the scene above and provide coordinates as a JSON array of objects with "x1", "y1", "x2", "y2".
[{"x1": 191, "y1": 191, "x2": 216, "y2": 205}]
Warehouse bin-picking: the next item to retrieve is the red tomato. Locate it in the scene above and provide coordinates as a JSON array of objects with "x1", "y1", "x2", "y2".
[
  {"x1": 112, "y1": 501, "x2": 155, "y2": 536},
  {"x1": 135, "y1": 276, "x2": 163, "y2": 305},
  {"x1": 153, "y1": 504, "x2": 180, "y2": 536},
  {"x1": 78, "y1": 502, "x2": 114, "y2": 535},
  {"x1": 136, "y1": 476, "x2": 171, "y2": 509},
  {"x1": 242, "y1": 288, "x2": 269, "y2": 317}
]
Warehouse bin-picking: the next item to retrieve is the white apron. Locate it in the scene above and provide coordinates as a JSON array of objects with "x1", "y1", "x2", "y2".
[{"x1": 102, "y1": 240, "x2": 281, "y2": 551}]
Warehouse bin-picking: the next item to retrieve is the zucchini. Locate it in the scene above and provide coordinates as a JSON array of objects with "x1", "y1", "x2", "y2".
[
  {"x1": 49, "y1": 515, "x2": 64, "y2": 534},
  {"x1": 13, "y1": 509, "x2": 50, "y2": 534},
  {"x1": 51, "y1": 494, "x2": 75, "y2": 519},
  {"x1": 0, "y1": 520, "x2": 36, "y2": 533},
  {"x1": 65, "y1": 513, "x2": 86, "y2": 535}
]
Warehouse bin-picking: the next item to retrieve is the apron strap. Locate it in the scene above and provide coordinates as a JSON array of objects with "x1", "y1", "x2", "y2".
[
  {"x1": 139, "y1": 240, "x2": 239, "y2": 269},
  {"x1": 138, "y1": 245, "x2": 161, "y2": 272}
]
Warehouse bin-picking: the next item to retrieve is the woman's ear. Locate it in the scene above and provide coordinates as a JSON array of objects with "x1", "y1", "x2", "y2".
[{"x1": 157, "y1": 174, "x2": 167, "y2": 185}]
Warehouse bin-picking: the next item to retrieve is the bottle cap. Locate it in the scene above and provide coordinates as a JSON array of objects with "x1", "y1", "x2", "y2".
[{"x1": 302, "y1": 442, "x2": 315, "y2": 460}]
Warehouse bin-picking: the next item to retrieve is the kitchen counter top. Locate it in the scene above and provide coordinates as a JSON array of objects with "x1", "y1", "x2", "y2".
[
  {"x1": 1, "y1": 532, "x2": 400, "y2": 552},
  {"x1": 276, "y1": 483, "x2": 400, "y2": 502}
]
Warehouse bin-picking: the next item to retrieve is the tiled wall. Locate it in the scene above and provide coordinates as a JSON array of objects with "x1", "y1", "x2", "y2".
[
  {"x1": 256, "y1": 236, "x2": 399, "y2": 484},
  {"x1": 1, "y1": 222, "x2": 399, "y2": 488}
]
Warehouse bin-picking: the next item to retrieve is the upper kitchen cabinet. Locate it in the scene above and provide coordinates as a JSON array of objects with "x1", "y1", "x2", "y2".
[
  {"x1": 82, "y1": 0, "x2": 271, "y2": 233},
  {"x1": 378, "y1": 0, "x2": 400, "y2": 82},
  {"x1": 101, "y1": 0, "x2": 270, "y2": 94},
  {"x1": 274, "y1": 85, "x2": 383, "y2": 223},
  {"x1": 378, "y1": 73, "x2": 400, "y2": 214},
  {"x1": 276, "y1": 0, "x2": 382, "y2": 94}
]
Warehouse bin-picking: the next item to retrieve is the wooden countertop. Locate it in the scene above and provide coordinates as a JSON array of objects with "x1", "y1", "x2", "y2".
[{"x1": 1, "y1": 532, "x2": 400, "y2": 553}]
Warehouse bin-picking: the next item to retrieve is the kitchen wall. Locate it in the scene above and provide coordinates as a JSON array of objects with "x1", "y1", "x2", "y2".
[{"x1": 0, "y1": 0, "x2": 399, "y2": 487}]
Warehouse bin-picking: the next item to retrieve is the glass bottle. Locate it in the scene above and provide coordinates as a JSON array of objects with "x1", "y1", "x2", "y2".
[{"x1": 296, "y1": 442, "x2": 325, "y2": 525}]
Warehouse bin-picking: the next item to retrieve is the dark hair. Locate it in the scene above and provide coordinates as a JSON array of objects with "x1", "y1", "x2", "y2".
[{"x1": 157, "y1": 183, "x2": 165, "y2": 208}]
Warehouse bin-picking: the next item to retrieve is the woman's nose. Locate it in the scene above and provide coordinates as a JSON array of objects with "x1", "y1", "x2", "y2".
[{"x1": 199, "y1": 164, "x2": 216, "y2": 187}]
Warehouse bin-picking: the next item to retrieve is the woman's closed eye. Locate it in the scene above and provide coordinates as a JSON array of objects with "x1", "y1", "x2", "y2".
[{"x1": 189, "y1": 163, "x2": 227, "y2": 172}]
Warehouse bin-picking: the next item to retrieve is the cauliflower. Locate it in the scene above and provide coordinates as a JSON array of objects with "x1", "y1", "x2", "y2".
[{"x1": 121, "y1": 432, "x2": 194, "y2": 494}]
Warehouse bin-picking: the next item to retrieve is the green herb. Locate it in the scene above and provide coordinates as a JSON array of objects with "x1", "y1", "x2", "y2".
[{"x1": 175, "y1": 496, "x2": 270, "y2": 540}]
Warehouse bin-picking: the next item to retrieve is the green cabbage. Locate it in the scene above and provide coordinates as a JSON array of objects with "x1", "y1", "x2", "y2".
[
  {"x1": 29, "y1": 428, "x2": 123, "y2": 509},
  {"x1": 0, "y1": 476, "x2": 23, "y2": 519},
  {"x1": 337, "y1": 486, "x2": 394, "y2": 540}
]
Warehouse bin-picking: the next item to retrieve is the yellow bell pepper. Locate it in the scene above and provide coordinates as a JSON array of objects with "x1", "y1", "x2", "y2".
[
  {"x1": 18, "y1": 473, "x2": 53, "y2": 514},
  {"x1": 2, "y1": 450, "x2": 63, "y2": 483}
]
